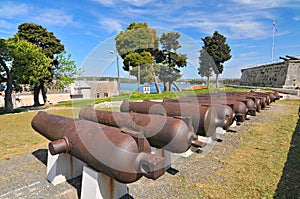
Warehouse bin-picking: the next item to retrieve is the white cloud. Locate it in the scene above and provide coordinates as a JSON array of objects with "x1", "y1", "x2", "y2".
[
  {"x1": 294, "y1": 16, "x2": 300, "y2": 21},
  {"x1": 100, "y1": 18, "x2": 122, "y2": 33},
  {"x1": 122, "y1": 0, "x2": 155, "y2": 6},
  {"x1": 0, "y1": 19, "x2": 14, "y2": 29},
  {"x1": 144, "y1": 2, "x2": 275, "y2": 40},
  {"x1": 90, "y1": 0, "x2": 115, "y2": 6},
  {"x1": 35, "y1": 9, "x2": 75, "y2": 26},
  {"x1": 230, "y1": 0, "x2": 300, "y2": 9},
  {"x1": 91, "y1": 0, "x2": 155, "y2": 7},
  {"x1": 0, "y1": 2, "x2": 29, "y2": 18}
]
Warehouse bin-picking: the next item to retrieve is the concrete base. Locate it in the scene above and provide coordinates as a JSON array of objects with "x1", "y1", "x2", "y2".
[
  {"x1": 151, "y1": 147, "x2": 172, "y2": 169},
  {"x1": 46, "y1": 151, "x2": 86, "y2": 185},
  {"x1": 178, "y1": 135, "x2": 216, "y2": 158},
  {"x1": 230, "y1": 121, "x2": 237, "y2": 128},
  {"x1": 176, "y1": 146, "x2": 204, "y2": 158},
  {"x1": 81, "y1": 166, "x2": 128, "y2": 199},
  {"x1": 197, "y1": 136, "x2": 213, "y2": 144},
  {"x1": 216, "y1": 127, "x2": 226, "y2": 135}
]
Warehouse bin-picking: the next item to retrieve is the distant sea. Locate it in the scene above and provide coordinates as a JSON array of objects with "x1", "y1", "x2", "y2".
[{"x1": 120, "y1": 83, "x2": 198, "y2": 93}]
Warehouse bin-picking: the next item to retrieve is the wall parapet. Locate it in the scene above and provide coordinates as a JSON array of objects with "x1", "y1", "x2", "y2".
[{"x1": 240, "y1": 60, "x2": 300, "y2": 89}]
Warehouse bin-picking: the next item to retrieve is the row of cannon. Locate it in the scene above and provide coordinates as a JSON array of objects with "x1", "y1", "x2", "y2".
[{"x1": 31, "y1": 91, "x2": 281, "y2": 184}]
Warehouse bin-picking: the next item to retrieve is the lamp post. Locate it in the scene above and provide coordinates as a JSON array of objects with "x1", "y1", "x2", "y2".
[{"x1": 110, "y1": 50, "x2": 120, "y2": 95}]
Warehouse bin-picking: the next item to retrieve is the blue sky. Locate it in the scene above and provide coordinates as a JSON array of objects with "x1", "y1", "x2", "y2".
[{"x1": 1, "y1": 0, "x2": 300, "y2": 79}]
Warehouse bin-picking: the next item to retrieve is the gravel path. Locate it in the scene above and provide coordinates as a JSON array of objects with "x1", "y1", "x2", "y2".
[{"x1": 0, "y1": 100, "x2": 297, "y2": 199}]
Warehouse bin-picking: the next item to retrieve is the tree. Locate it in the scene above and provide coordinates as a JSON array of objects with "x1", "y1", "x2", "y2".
[
  {"x1": 202, "y1": 31, "x2": 231, "y2": 88},
  {"x1": 52, "y1": 51, "x2": 82, "y2": 90},
  {"x1": 157, "y1": 32, "x2": 187, "y2": 92},
  {"x1": 0, "y1": 38, "x2": 51, "y2": 112},
  {"x1": 0, "y1": 39, "x2": 13, "y2": 112},
  {"x1": 16, "y1": 23, "x2": 64, "y2": 105},
  {"x1": 123, "y1": 51, "x2": 154, "y2": 83},
  {"x1": 115, "y1": 22, "x2": 161, "y2": 93},
  {"x1": 198, "y1": 48, "x2": 215, "y2": 87},
  {"x1": 115, "y1": 22, "x2": 159, "y2": 60}
]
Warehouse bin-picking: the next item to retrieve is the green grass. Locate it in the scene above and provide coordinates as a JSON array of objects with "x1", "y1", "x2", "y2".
[
  {"x1": 0, "y1": 109, "x2": 76, "y2": 160},
  {"x1": 195, "y1": 99, "x2": 300, "y2": 198},
  {"x1": 0, "y1": 107, "x2": 28, "y2": 115},
  {"x1": 56, "y1": 86, "x2": 255, "y2": 107}
]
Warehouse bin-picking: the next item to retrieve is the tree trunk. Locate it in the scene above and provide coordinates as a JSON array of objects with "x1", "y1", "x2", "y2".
[
  {"x1": 173, "y1": 82, "x2": 181, "y2": 91},
  {"x1": 33, "y1": 85, "x2": 41, "y2": 106},
  {"x1": 216, "y1": 73, "x2": 219, "y2": 88},
  {"x1": 169, "y1": 81, "x2": 173, "y2": 92},
  {"x1": 207, "y1": 75, "x2": 210, "y2": 87},
  {"x1": 163, "y1": 81, "x2": 169, "y2": 92},
  {"x1": 4, "y1": 73, "x2": 14, "y2": 113},
  {"x1": 151, "y1": 63, "x2": 161, "y2": 94},
  {"x1": 153, "y1": 74, "x2": 161, "y2": 94},
  {"x1": 41, "y1": 83, "x2": 48, "y2": 105},
  {"x1": 137, "y1": 63, "x2": 141, "y2": 93}
]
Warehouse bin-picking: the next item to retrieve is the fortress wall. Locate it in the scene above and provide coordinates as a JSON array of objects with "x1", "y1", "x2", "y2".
[{"x1": 240, "y1": 61, "x2": 300, "y2": 88}]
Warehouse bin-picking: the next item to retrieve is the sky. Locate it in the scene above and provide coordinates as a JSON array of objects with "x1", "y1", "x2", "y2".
[{"x1": 1, "y1": 0, "x2": 300, "y2": 79}]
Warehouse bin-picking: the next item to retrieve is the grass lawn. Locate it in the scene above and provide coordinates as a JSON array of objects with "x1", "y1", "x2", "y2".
[
  {"x1": 0, "y1": 109, "x2": 76, "y2": 160},
  {"x1": 195, "y1": 99, "x2": 300, "y2": 198}
]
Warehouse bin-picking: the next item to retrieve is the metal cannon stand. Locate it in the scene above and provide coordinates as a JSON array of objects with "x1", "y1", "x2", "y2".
[{"x1": 46, "y1": 151, "x2": 128, "y2": 199}]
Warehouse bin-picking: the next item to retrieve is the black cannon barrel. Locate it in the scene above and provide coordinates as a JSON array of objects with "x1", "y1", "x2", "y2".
[
  {"x1": 163, "y1": 98, "x2": 235, "y2": 130},
  {"x1": 79, "y1": 107, "x2": 197, "y2": 153},
  {"x1": 31, "y1": 111, "x2": 165, "y2": 183},
  {"x1": 120, "y1": 99, "x2": 222, "y2": 137}
]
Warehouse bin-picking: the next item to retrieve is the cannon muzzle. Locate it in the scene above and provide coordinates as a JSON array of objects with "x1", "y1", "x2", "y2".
[{"x1": 32, "y1": 111, "x2": 166, "y2": 183}]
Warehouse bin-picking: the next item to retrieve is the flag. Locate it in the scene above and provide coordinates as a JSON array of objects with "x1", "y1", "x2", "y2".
[{"x1": 273, "y1": 18, "x2": 278, "y2": 32}]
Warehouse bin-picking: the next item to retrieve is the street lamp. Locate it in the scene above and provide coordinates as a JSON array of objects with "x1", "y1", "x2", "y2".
[{"x1": 110, "y1": 50, "x2": 120, "y2": 95}]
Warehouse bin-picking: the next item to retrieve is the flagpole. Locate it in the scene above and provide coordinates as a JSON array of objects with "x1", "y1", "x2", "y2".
[{"x1": 272, "y1": 18, "x2": 275, "y2": 61}]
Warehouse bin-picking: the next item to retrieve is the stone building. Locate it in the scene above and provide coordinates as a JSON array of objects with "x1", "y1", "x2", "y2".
[
  {"x1": 69, "y1": 80, "x2": 118, "y2": 99},
  {"x1": 240, "y1": 56, "x2": 300, "y2": 89}
]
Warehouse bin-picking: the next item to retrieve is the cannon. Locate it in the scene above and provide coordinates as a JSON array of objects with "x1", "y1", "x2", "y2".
[
  {"x1": 120, "y1": 99, "x2": 223, "y2": 137},
  {"x1": 198, "y1": 91, "x2": 280, "y2": 108},
  {"x1": 31, "y1": 111, "x2": 165, "y2": 183},
  {"x1": 176, "y1": 96, "x2": 248, "y2": 124},
  {"x1": 79, "y1": 107, "x2": 200, "y2": 153},
  {"x1": 163, "y1": 98, "x2": 235, "y2": 130}
]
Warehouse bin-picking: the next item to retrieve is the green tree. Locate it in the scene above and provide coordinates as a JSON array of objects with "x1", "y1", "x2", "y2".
[
  {"x1": 202, "y1": 31, "x2": 231, "y2": 88},
  {"x1": 16, "y1": 23, "x2": 64, "y2": 105},
  {"x1": 52, "y1": 51, "x2": 82, "y2": 90},
  {"x1": 0, "y1": 38, "x2": 13, "y2": 112},
  {"x1": 123, "y1": 51, "x2": 154, "y2": 83},
  {"x1": 157, "y1": 32, "x2": 187, "y2": 92},
  {"x1": 115, "y1": 22, "x2": 159, "y2": 60},
  {"x1": 115, "y1": 22, "x2": 161, "y2": 93},
  {"x1": 0, "y1": 38, "x2": 51, "y2": 112},
  {"x1": 198, "y1": 48, "x2": 215, "y2": 87}
]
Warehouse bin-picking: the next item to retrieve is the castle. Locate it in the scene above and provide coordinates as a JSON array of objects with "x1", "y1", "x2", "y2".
[{"x1": 240, "y1": 55, "x2": 300, "y2": 89}]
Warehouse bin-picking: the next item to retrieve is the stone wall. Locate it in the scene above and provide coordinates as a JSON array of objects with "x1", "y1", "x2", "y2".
[
  {"x1": 69, "y1": 80, "x2": 118, "y2": 99},
  {"x1": 284, "y1": 62, "x2": 300, "y2": 89},
  {"x1": 240, "y1": 61, "x2": 300, "y2": 88},
  {"x1": 0, "y1": 93, "x2": 71, "y2": 108},
  {"x1": 86, "y1": 81, "x2": 118, "y2": 98}
]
